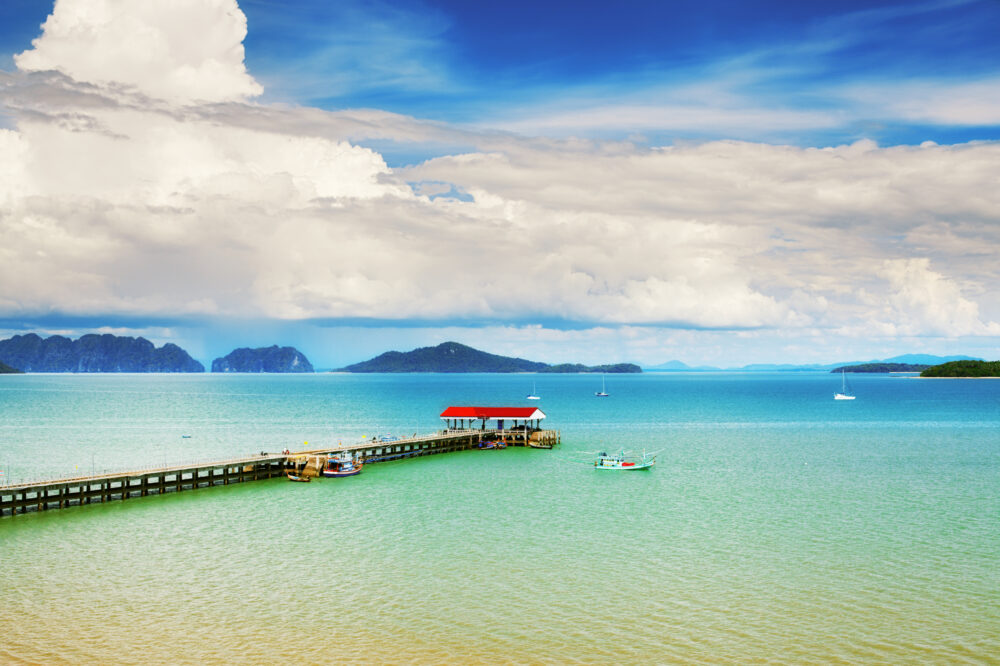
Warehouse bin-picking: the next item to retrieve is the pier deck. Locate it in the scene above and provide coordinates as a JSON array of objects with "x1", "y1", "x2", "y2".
[{"x1": 0, "y1": 428, "x2": 560, "y2": 516}]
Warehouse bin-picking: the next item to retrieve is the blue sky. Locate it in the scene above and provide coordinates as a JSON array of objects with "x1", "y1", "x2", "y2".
[
  {"x1": 6, "y1": 0, "x2": 1000, "y2": 140},
  {"x1": 5, "y1": 0, "x2": 999, "y2": 147},
  {"x1": 234, "y1": 0, "x2": 1000, "y2": 151},
  {"x1": 1, "y1": 0, "x2": 999, "y2": 368}
]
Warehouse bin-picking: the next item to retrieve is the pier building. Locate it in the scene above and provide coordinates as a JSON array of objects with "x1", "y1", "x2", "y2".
[{"x1": 440, "y1": 406, "x2": 557, "y2": 448}]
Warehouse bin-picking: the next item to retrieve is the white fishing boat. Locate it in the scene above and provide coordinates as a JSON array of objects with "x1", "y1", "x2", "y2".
[
  {"x1": 595, "y1": 374, "x2": 609, "y2": 397},
  {"x1": 834, "y1": 370, "x2": 855, "y2": 401},
  {"x1": 594, "y1": 449, "x2": 656, "y2": 470}
]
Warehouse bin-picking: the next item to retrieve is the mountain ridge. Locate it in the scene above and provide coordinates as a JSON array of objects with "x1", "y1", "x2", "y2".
[
  {"x1": 338, "y1": 342, "x2": 641, "y2": 373},
  {"x1": 0, "y1": 333, "x2": 204, "y2": 372}
]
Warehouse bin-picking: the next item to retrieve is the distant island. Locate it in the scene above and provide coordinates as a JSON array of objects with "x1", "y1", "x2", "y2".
[
  {"x1": 0, "y1": 333, "x2": 204, "y2": 372},
  {"x1": 647, "y1": 354, "x2": 980, "y2": 372},
  {"x1": 337, "y1": 341, "x2": 642, "y2": 373},
  {"x1": 832, "y1": 363, "x2": 930, "y2": 373},
  {"x1": 0, "y1": 360, "x2": 23, "y2": 374},
  {"x1": 212, "y1": 346, "x2": 314, "y2": 373},
  {"x1": 920, "y1": 360, "x2": 1000, "y2": 378},
  {"x1": 539, "y1": 363, "x2": 642, "y2": 373}
]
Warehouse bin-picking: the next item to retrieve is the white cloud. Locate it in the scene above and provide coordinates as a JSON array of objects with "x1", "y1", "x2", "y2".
[
  {"x1": 841, "y1": 78, "x2": 1000, "y2": 126},
  {"x1": 1, "y1": 0, "x2": 999, "y2": 361},
  {"x1": 878, "y1": 258, "x2": 1000, "y2": 336},
  {"x1": 486, "y1": 102, "x2": 839, "y2": 139},
  {"x1": 0, "y1": 129, "x2": 29, "y2": 206},
  {"x1": 14, "y1": 0, "x2": 261, "y2": 104}
]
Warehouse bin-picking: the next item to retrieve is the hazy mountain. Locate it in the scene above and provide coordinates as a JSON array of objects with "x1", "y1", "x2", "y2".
[
  {"x1": 831, "y1": 363, "x2": 930, "y2": 373},
  {"x1": 881, "y1": 354, "x2": 980, "y2": 365},
  {"x1": 539, "y1": 363, "x2": 642, "y2": 374},
  {"x1": 644, "y1": 353, "x2": 981, "y2": 372},
  {"x1": 645, "y1": 363, "x2": 722, "y2": 372}
]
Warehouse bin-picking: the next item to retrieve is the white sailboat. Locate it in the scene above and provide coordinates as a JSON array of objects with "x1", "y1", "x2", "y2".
[
  {"x1": 834, "y1": 370, "x2": 855, "y2": 400},
  {"x1": 595, "y1": 374, "x2": 608, "y2": 397},
  {"x1": 526, "y1": 380, "x2": 540, "y2": 400}
]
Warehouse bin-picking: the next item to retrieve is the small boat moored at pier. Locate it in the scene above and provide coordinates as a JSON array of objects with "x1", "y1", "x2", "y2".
[
  {"x1": 286, "y1": 472, "x2": 311, "y2": 482},
  {"x1": 594, "y1": 449, "x2": 656, "y2": 470},
  {"x1": 322, "y1": 453, "x2": 363, "y2": 478}
]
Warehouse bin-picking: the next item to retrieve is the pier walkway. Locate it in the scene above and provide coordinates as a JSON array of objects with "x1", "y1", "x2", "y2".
[{"x1": 1, "y1": 427, "x2": 560, "y2": 516}]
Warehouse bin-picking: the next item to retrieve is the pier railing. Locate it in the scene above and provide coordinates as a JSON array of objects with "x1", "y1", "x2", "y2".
[
  {"x1": 1, "y1": 427, "x2": 559, "y2": 515},
  {"x1": 0, "y1": 429, "x2": 501, "y2": 489}
]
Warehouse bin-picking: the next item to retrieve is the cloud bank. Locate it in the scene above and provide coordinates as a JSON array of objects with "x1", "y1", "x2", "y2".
[{"x1": 1, "y1": 0, "x2": 998, "y2": 365}]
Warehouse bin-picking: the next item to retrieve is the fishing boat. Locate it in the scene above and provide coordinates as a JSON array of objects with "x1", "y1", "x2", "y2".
[
  {"x1": 477, "y1": 436, "x2": 507, "y2": 449},
  {"x1": 286, "y1": 472, "x2": 311, "y2": 482},
  {"x1": 594, "y1": 449, "x2": 656, "y2": 470},
  {"x1": 595, "y1": 374, "x2": 609, "y2": 397},
  {"x1": 834, "y1": 370, "x2": 856, "y2": 401},
  {"x1": 322, "y1": 453, "x2": 363, "y2": 478},
  {"x1": 526, "y1": 381, "x2": 540, "y2": 400}
]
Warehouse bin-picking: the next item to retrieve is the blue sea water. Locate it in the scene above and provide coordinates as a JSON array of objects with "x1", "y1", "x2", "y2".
[{"x1": 1, "y1": 372, "x2": 998, "y2": 663}]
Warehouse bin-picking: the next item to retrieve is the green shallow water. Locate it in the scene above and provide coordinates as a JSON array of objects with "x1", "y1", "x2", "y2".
[{"x1": 1, "y1": 373, "x2": 999, "y2": 663}]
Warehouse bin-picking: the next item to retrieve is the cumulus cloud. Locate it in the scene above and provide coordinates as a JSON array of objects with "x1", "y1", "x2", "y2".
[
  {"x1": 14, "y1": 0, "x2": 262, "y2": 104},
  {"x1": 878, "y1": 258, "x2": 1000, "y2": 337},
  {"x1": 1, "y1": 0, "x2": 999, "y2": 358}
]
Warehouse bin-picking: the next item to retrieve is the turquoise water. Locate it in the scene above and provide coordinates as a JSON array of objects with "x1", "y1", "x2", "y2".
[{"x1": 1, "y1": 373, "x2": 998, "y2": 663}]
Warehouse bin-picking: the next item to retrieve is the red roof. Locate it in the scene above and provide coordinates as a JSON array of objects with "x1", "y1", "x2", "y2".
[{"x1": 440, "y1": 406, "x2": 546, "y2": 420}]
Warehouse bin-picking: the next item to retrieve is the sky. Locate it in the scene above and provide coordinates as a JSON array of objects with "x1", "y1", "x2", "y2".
[{"x1": 1, "y1": 0, "x2": 999, "y2": 369}]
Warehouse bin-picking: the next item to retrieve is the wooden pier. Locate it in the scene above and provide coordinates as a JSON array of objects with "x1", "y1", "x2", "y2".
[{"x1": 0, "y1": 428, "x2": 560, "y2": 516}]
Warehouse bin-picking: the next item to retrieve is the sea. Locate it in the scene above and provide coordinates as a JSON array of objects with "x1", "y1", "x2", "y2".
[{"x1": 1, "y1": 372, "x2": 998, "y2": 664}]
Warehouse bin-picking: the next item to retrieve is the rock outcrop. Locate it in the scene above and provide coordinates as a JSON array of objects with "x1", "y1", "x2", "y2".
[{"x1": 211, "y1": 346, "x2": 314, "y2": 373}]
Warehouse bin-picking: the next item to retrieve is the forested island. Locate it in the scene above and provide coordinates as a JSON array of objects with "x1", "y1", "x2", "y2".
[
  {"x1": 338, "y1": 341, "x2": 641, "y2": 373},
  {"x1": 0, "y1": 333, "x2": 204, "y2": 372},
  {"x1": 920, "y1": 360, "x2": 1000, "y2": 377},
  {"x1": 0, "y1": 361, "x2": 23, "y2": 374},
  {"x1": 832, "y1": 363, "x2": 930, "y2": 373},
  {"x1": 212, "y1": 346, "x2": 313, "y2": 373}
]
